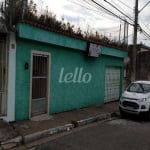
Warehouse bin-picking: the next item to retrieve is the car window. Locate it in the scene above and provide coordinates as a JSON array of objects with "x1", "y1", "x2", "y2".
[{"x1": 127, "y1": 83, "x2": 150, "y2": 93}]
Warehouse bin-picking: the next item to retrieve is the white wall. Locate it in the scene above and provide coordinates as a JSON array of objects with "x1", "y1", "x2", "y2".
[{"x1": 6, "y1": 32, "x2": 16, "y2": 122}]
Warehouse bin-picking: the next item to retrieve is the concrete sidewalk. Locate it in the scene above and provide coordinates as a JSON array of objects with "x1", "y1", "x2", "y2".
[{"x1": 0, "y1": 101, "x2": 119, "y2": 149}]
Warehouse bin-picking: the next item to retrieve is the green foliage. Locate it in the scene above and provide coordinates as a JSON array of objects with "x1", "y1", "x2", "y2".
[{"x1": 15, "y1": 0, "x2": 127, "y2": 49}]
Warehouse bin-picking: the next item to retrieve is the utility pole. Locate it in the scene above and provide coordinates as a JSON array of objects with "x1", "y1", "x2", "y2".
[
  {"x1": 123, "y1": 20, "x2": 128, "y2": 44},
  {"x1": 123, "y1": 21, "x2": 126, "y2": 44},
  {"x1": 131, "y1": 0, "x2": 150, "y2": 81},
  {"x1": 126, "y1": 23, "x2": 129, "y2": 44},
  {"x1": 131, "y1": 0, "x2": 138, "y2": 81},
  {"x1": 22, "y1": 0, "x2": 28, "y2": 20},
  {"x1": 8, "y1": 0, "x2": 15, "y2": 29}
]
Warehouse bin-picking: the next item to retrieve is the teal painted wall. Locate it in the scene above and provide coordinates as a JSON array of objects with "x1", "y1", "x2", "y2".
[
  {"x1": 15, "y1": 38, "x2": 124, "y2": 120},
  {"x1": 15, "y1": 23, "x2": 127, "y2": 120},
  {"x1": 18, "y1": 23, "x2": 128, "y2": 58}
]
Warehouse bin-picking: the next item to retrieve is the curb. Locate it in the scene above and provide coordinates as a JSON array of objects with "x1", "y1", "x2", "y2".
[
  {"x1": 24, "y1": 112, "x2": 115, "y2": 143},
  {"x1": 3, "y1": 111, "x2": 117, "y2": 149},
  {"x1": 72, "y1": 113, "x2": 113, "y2": 127},
  {"x1": 23, "y1": 123, "x2": 74, "y2": 144},
  {"x1": 1, "y1": 136, "x2": 22, "y2": 150}
]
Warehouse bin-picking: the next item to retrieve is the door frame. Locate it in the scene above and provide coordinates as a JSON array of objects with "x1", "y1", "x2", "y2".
[
  {"x1": 29, "y1": 50, "x2": 51, "y2": 119},
  {"x1": 104, "y1": 66, "x2": 121, "y2": 103}
]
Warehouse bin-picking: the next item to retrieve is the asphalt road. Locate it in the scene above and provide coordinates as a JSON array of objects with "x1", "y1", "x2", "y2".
[{"x1": 34, "y1": 117, "x2": 150, "y2": 150}]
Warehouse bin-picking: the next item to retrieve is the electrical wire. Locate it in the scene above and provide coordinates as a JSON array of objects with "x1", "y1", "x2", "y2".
[
  {"x1": 104, "y1": 0, "x2": 134, "y2": 22},
  {"x1": 71, "y1": 0, "x2": 134, "y2": 26},
  {"x1": 140, "y1": 27, "x2": 150, "y2": 38},
  {"x1": 139, "y1": 19, "x2": 150, "y2": 35},
  {"x1": 84, "y1": 0, "x2": 121, "y2": 18},
  {"x1": 69, "y1": 0, "x2": 150, "y2": 44},
  {"x1": 69, "y1": 0, "x2": 120, "y2": 22},
  {"x1": 89, "y1": 0, "x2": 150, "y2": 39},
  {"x1": 69, "y1": 0, "x2": 133, "y2": 42},
  {"x1": 89, "y1": 0, "x2": 134, "y2": 26},
  {"x1": 116, "y1": 0, "x2": 133, "y2": 10},
  {"x1": 110, "y1": 0, "x2": 133, "y2": 19}
]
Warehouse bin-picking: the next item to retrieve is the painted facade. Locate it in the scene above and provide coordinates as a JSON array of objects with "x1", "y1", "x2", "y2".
[
  {"x1": 14, "y1": 23, "x2": 127, "y2": 121},
  {"x1": 0, "y1": 23, "x2": 127, "y2": 121}
]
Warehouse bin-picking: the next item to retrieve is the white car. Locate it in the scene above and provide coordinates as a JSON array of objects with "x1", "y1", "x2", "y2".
[{"x1": 119, "y1": 81, "x2": 150, "y2": 119}]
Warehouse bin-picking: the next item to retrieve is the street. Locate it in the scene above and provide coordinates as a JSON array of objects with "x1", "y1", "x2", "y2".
[{"x1": 33, "y1": 117, "x2": 150, "y2": 150}]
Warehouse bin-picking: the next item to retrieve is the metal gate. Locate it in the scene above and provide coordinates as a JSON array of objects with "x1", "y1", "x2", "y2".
[
  {"x1": 31, "y1": 53, "x2": 49, "y2": 117},
  {"x1": 104, "y1": 67, "x2": 120, "y2": 103},
  {"x1": 0, "y1": 38, "x2": 7, "y2": 116}
]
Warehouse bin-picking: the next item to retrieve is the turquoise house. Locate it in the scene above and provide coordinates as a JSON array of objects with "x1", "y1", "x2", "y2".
[{"x1": 0, "y1": 22, "x2": 127, "y2": 121}]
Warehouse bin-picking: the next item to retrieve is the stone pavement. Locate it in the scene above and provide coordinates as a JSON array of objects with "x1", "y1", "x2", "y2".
[{"x1": 0, "y1": 101, "x2": 119, "y2": 149}]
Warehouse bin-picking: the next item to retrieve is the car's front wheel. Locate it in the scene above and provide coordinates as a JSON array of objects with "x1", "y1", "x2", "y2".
[
  {"x1": 147, "y1": 110, "x2": 150, "y2": 120},
  {"x1": 119, "y1": 107, "x2": 125, "y2": 118}
]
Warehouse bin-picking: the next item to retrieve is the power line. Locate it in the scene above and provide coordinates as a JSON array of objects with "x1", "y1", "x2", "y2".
[
  {"x1": 104, "y1": 0, "x2": 134, "y2": 22},
  {"x1": 140, "y1": 28, "x2": 150, "y2": 39},
  {"x1": 89, "y1": 0, "x2": 134, "y2": 26},
  {"x1": 71, "y1": 0, "x2": 134, "y2": 26},
  {"x1": 84, "y1": 0, "x2": 121, "y2": 18},
  {"x1": 79, "y1": 0, "x2": 135, "y2": 42},
  {"x1": 116, "y1": 0, "x2": 133, "y2": 10},
  {"x1": 110, "y1": 0, "x2": 133, "y2": 19},
  {"x1": 69, "y1": 0, "x2": 121, "y2": 22},
  {"x1": 70, "y1": 0, "x2": 150, "y2": 44},
  {"x1": 139, "y1": 24, "x2": 150, "y2": 38},
  {"x1": 139, "y1": 19, "x2": 150, "y2": 33},
  {"x1": 139, "y1": 1, "x2": 150, "y2": 13},
  {"x1": 69, "y1": 1, "x2": 100, "y2": 13}
]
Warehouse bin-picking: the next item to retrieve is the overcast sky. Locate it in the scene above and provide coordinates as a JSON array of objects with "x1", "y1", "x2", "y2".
[{"x1": 34, "y1": 0, "x2": 150, "y2": 46}]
